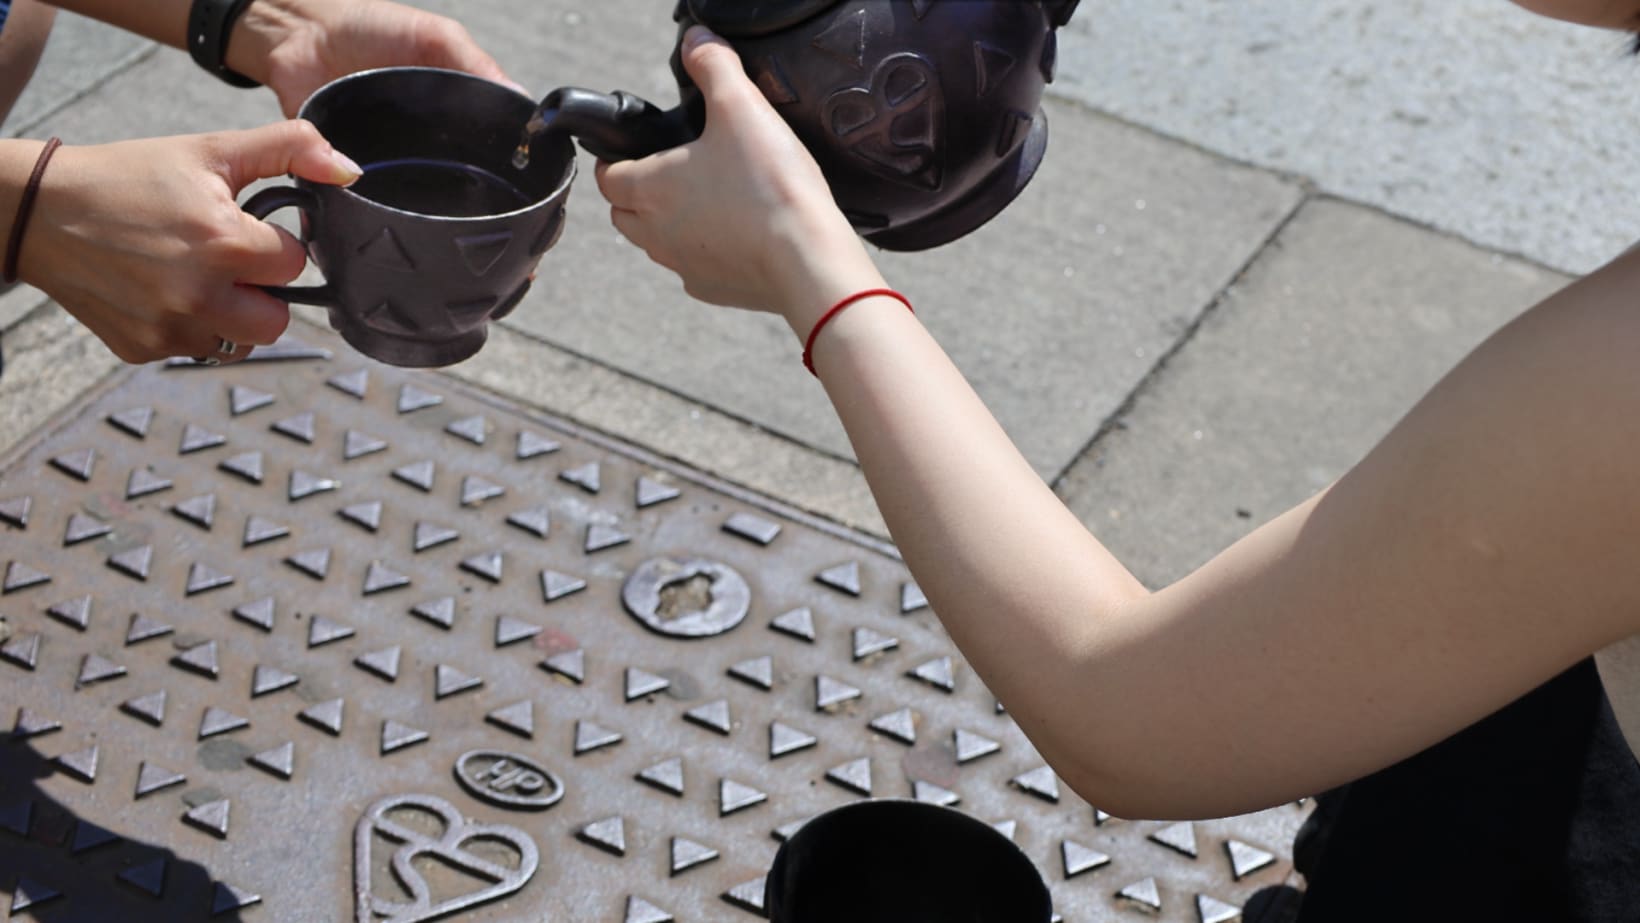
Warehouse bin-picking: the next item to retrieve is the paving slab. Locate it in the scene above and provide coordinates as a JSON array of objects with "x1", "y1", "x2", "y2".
[
  {"x1": 1, "y1": 11, "x2": 152, "y2": 138},
  {"x1": 1057, "y1": 197, "x2": 1571, "y2": 589},
  {"x1": 1053, "y1": 0, "x2": 1640, "y2": 275}
]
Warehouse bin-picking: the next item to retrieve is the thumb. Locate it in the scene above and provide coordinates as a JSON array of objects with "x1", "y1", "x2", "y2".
[
  {"x1": 678, "y1": 25, "x2": 761, "y2": 110},
  {"x1": 218, "y1": 119, "x2": 363, "y2": 192}
]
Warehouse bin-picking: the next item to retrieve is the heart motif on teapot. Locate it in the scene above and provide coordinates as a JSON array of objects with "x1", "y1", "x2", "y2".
[
  {"x1": 821, "y1": 52, "x2": 946, "y2": 192},
  {"x1": 353, "y1": 793, "x2": 539, "y2": 922}
]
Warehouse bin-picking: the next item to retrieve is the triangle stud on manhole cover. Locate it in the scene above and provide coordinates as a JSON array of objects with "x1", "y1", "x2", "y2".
[
  {"x1": 719, "y1": 779, "x2": 767, "y2": 816},
  {"x1": 912, "y1": 780, "x2": 960, "y2": 807},
  {"x1": 485, "y1": 701, "x2": 535, "y2": 738},
  {"x1": 683, "y1": 700, "x2": 732, "y2": 736},
  {"x1": 815, "y1": 561, "x2": 861, "y2": 595},
  {"x1": 1116, "y1": 877, "x2": 1163, "y2": 912},
  {"x1": 1011, "y1": 766, "x2": 1060, "y2": 803},
  {"x1": 233, "y1": 597, "x2": 276, "y2": 632},
  {"x1": 183, "y1": 799, "x2": 231, "y2": 839},
  {"x1": 185, "y1": 562, "x2": 234, "y2": 595},
  {"x1": 516, "y1": 430, "x2": 561, "y2": 459},
  {"x1": 299, "y1": 699, "x2": 345, "y2": 736},
  {"x1": 624, "y1": 668, "x2": 670, "y2": 701},
  {"x1": 107, "y1": 406, "x2": 154, "y2": 438},
  {"x1": 669, "y1": 837, "x2": 719, "y2": 876},
  {"x1": 251, "y1": 665, "x2": 299, "y2": 697},
  {"x1": 121, "y1": 691, "x2": 167, "y2": 726},
  {"x1": 495, "y1": 615, "x2": 540, "y2": 646},
  {"x1": 636, "y1": 757, "x2": 685, "y2": 797},
  {"x1": 380, "y1": 720, "x2": 429, "y2": 754},
  {"x1": 434, "y1": 664, "x2": 483, "y2": 699},
  {"x1": 727, "y1": 656, "x2": 774, "y2": 690},
  {"x1": 1062, "y1": 840, "x2": 1112, "y2": 878},
  {"x1": 307, "y1": 616, "x2": 355, "y2": 647},
  {"x1": 769, "y1": 607, "x2": 816, "y2": 642},
  {"x1": 634, "y1": 476, "x2": 680, "y2": 508},
  {"x1": 198, "y1": 707, "x2": 248, "y2": 739},
  {"x1": 248, "y1": 742, "x2": 296, "y2": 780},
  {"x1": 212, "y1": 882, "x2": 263, "y2": 915},
  {"x1": 868, "y1": 708, "x2": 917, "y2": 745},
  {"x1": 396, "y1": 384, "x2": 443, "y2": 414},
  {"x1": 54, "y1": 746, "x2": 99, "y2": 783},
  {"x1": 339, "y1": 501, "x2": 384, "y2": 530},
  {"x1": 135, "y1": 763, "x2": 185, "y2": 799},
  {"x1": 574, "y1": 720, "x2": 622, "y2": 755},
  {"x1": 363, "y1": 561, "x2": 411, "y2": 595},
  {"x1": 1227, "y1": 839, "x2": 1277, "y2": 880},
  {"x1": 825, "y1": 758, "x2": 873, "y2": 796},
  {"x1": 769, "y1": 722, "x2": 817, "y2": 758},
  {"x1": 723, "y1": 876, "x2": 768, "y2": 915},
  {"x1": 909, "y1": 656, "x2": 956, "y2": 692},
  {"x1": 541, "y1": 649, "x2": 585, "y2": 683},
  {"x1": 354, "y1": 647, "x2": 402, "y2": 681},
  {"x1": 328, "y1": 369, "x2": 370, "y2": 398},
  {"x1": 576, "y1": 816, "x2": 626, "y2": 856},
  {"x1": 11, "y1": 709, "x2": 60, "y2": 740},
  {"x1": 117, "y1": 858, "x2": 168, "y2": 897},
  {"x1": 76, "y1": 654, "x2": 126, "y2": 687},
  {"x1": 172, "y1": 641, "x2": 220, "y2": 679},
  {"x1": 1150, "y1": 821, "x2": 1199, "y2": 858}
]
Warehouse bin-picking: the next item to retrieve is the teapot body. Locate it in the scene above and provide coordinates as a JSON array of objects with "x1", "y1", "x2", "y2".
[{"x1": 668, "y1": 0, "x2": 1075, "y2": 250}]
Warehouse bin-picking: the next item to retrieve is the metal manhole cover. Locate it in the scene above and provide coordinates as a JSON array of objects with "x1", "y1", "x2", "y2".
[{"x1": 0, "y1": 336, "x2": 1307, "y2": 921}]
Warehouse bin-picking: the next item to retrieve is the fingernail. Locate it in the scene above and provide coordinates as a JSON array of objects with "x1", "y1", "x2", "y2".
[
  {"x1": 330, "y1": 148, "x2": 363, "y2": 183},
  {"x1": 685, "y1": 24, "x2": 716, "y2": 49}
]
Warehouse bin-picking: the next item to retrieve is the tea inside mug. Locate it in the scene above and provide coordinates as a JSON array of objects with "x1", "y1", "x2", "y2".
[{"x1": 349, "y1": 158, "x2": 534, "y2": 218}]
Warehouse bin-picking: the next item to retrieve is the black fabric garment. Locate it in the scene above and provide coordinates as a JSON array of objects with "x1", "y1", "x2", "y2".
[{"x1": 1289, "y1": 658, "x2": 1640, "y2": 921}]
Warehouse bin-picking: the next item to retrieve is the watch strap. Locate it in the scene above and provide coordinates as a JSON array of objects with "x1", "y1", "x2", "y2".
[{"x1": 188, "y1": 0, "x2": 261, "y2": 88}]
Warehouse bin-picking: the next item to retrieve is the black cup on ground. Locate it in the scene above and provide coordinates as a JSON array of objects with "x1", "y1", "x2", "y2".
[
  {"x1": 765, "y1": 799, "x2": 1053, "y2": 922},
  {"x1": 243, "y1": 67, "x2": 575, "y2": 368}
]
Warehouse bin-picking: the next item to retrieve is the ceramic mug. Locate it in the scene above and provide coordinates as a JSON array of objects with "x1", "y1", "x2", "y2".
[
  {"x1": 242, "y1": 67, "x2": 575, "y2": 368},
  {"x1": 764, "y1": 799, "x2": 1053, "y2": 922}
]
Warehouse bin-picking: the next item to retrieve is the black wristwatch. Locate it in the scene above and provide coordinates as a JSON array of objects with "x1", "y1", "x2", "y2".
[{"x1": 188, "y1": 0, "x2": 262, "y2": 88}]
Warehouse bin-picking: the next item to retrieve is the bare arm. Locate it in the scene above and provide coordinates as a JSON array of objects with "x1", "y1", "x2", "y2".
[
  {"x1": 1509, "y1": 0, "x2": 1640, "y2": 27},
  {"x1": 600, "y1": 29, "x2": 1640, "y2": 820},
  {"x1": 39, "y1": 0, "x2": 511, "y2": 116},
  {"x1": 0, "y1": 0, "x2": 56, "y2": 126}
]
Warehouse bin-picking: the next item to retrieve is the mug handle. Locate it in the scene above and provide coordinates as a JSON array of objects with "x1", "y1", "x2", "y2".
[{"x1": 241, "y1": 185, "x2": 340, "y2": 307}]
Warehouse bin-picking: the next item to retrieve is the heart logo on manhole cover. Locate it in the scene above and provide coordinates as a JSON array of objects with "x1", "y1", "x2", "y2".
[{"x1": 353, "y1": 793, "x2": 539, "y2": 922}]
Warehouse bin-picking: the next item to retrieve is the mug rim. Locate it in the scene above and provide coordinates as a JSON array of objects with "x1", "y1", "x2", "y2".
[
  {"x1": 295, "y1": 65, "x2": 577, "y2": 223},
  {"x1": 767, "y1": 797, "x2": 1053, "y2": 920}
]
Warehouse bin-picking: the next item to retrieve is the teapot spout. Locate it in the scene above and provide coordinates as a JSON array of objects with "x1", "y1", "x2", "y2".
[{"x1": 526, "y1": 87, "x2": 699, "y2": 163}]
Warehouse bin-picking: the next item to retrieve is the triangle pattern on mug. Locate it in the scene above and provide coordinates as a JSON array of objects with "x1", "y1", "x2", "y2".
[
  {"x1": 456, "y1": 231, "x2": 513, "y2": 277},
  {"x1": 357, "y1": 227, "x2": 417, "y2": 272}
]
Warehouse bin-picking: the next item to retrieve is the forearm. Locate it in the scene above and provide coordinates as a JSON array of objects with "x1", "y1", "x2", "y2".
[
  {"x1": 39, "y1": 0, "x2": 306, "y2": 85},
  {"x1": 1510, "y1": 0, "x2": 1640, "y2": 27},
  {"x1": 0, "y1": 139, "x2": 48, "y2": 247},
  {"x1": 0, "y1": 0, "x2": 57, "y2": 124},
  {"x1": 799, "y1": 267, "x2": 1151, "y2": 804}
]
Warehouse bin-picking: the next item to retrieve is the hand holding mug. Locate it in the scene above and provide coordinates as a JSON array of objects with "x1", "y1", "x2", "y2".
[{"x1": 10, "y1": 121, "x2": 360, "y2": 364}]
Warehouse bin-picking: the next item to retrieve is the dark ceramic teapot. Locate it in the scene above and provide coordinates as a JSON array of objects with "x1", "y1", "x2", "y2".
[{"x1": 524, "y1": 0, "x2": 1080, "y2": 251}]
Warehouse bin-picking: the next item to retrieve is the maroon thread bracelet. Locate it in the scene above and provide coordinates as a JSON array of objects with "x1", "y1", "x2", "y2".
[
  {"x1": 4, "y1": 137, "x2": 62, "y2": 285},
  {"x1": 802, "y1": 288, "x2": 915, "y2": 377}
]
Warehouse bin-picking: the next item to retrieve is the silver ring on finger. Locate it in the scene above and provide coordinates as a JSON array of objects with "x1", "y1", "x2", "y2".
[{"x1": 217, "y1": 337, "x2": 238, "y2": 356}]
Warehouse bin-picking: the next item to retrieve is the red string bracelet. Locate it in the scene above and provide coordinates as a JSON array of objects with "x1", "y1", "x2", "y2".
[
  {"x1": 4, "y1": 137, "x2": 62, "y2": 285},
  {"x1": 801, "y1": 287, "x2": 914, "y2": 376}
]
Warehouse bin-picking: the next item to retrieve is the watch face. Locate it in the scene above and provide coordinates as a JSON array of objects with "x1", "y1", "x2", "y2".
[{"x1": 684, "y1": 0, "x2": 845, "y2": 38}]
